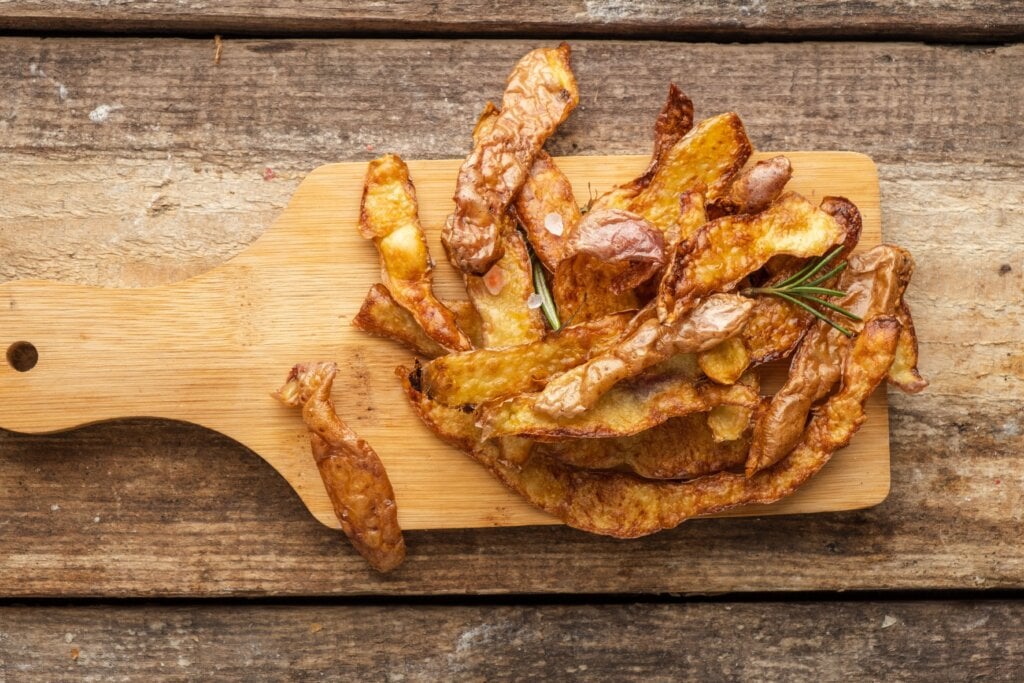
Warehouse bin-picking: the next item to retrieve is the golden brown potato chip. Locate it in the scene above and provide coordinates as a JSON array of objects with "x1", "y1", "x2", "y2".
[
  {"x1": 535, "y1": 294, "x2": 754, "y2": 419},
  {"x1": 552, "y1": 209, "x2": 666, "y2": 322},
  {"x1": 746, "y1": 244, "x2": 917, "y2": 476},
  {"x1": 707, "y1": 155, "x2": 793, "y2": 219},
  {"x1": 705, "y1": 371, "x2": 760, "y2": 443},
  {"x1": 465, "y1": 231, "x2": 546, "y2": 347},
  {"x1": 538, "y1": 412, "x2": 749, "y2": 480},
  {"x1": 359, "y1": 154, "x2": 472, "y2": 352},
  {"x1": 442, "y1": 44, "x2": 579, "y2": 274},
  {"x1": 420, "y1": 312, "x2": 632, "y2": 407},
  {"x1": 403, "y1": 318, "x2": 898, "y2": 538},
  {"x1": 353, "y1": 284, "x2": 484, "y2": 358},
  {"x1": 275, "y1": 362, "x2": 405, "y2": 572},
  {"x1": 478, "y1": 353, "x2": 759, "y2": 441},
  {"x1": 593, "y1": 112, "x2": 751, "y2": 234},
  {"x1": 888, "y1": 301, "x2": 928, "y2": 393},
  {"x1": 698, "y1": 336, "x2": 750, "y2": 385},
  {"x1": 514, "y1": 151, "x2": 580, "y2": 271},
  {"x1": 658, "y1": 192, "x2": 851, "y2": 323}
]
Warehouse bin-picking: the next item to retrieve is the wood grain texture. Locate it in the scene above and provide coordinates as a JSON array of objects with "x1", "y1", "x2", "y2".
[
  {"x1": 1, "y1": 601, "x2": 1021, "y2": 681},
  {"x1": 0, "y1": 38, "x2": 1020, "y2": 595},
  {"x1": 0, "y1": 152, "x2": 889, "y2": 530},
  {"x1": 0, "y1": 1, "x2": 1021, "y2": 41}
]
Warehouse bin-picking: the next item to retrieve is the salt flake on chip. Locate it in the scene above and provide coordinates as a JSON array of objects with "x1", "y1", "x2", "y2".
[{"x1": 544, "y1": 212, "x2": 564, "y2": 236}]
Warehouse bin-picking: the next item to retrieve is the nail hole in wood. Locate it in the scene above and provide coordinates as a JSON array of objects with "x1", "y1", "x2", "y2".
[{"x1": 6, "y1": 341, "x2": 38, "y2": 372}]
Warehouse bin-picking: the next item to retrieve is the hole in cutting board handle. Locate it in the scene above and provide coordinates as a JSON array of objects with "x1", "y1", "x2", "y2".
[{"x1": 6, "y1": 341, "x2": 38, "y2": 372}]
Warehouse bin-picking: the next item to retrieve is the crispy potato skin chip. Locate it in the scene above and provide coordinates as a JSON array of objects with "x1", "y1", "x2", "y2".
[
  {"x1": 539, "y1": 413, "x2": 749, "y2": 480},
  {"x1": 360, "y1": 154, "x2": 472, "y2": 352},
  {"x1": 275, "y1": 363, "x2": 405, "y2": 572},
  {"x1": 514, "y1": 151, "x2": 580, "y2": 271},
  {"x1": 480, "y1": 353, "x2": 758, "y2": 440},
  {"x1": 707, "y1": 155, "x2": 793, "y2": 219},
  {"x1": 443, "y1": 44, "x2": 579, "y2": 274},
  {"x1": 698, "y1": 336, "x2": 751, "y2": 385},
  {"x1": 746, "y1": 245, "x2": 917, "y2": 476},
  {"x1": 552, "y1": 209, "x2": 666, "y2": 322},
  {"x1": 465, "y1": 231, "x2": 546, "y2": 347},
  {"x1": 421, "y1": 312, "x2": 632, "y2": 407},
  {"x1": 594, "y1": 112, "x2": 752, "y2": 234},
  {"x1": 404, "y1": 318, "x2": 897, "y2": 538},
  {"x1": 889, "y1": 301, "x2": 928, "y2": 393},
  {"x1": 353, "y1": 284, "x2": 484, "y2": 358},
  {"x1": 659, "y1": 192, "x2": 849, "y2": 322},
  {"x1": 536, "y1": 294, "x2": 754, "y2": 419}
]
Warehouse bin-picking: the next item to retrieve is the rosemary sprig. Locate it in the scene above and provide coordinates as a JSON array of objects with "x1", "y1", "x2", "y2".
[
  {"x1": 742, "y1": 246, "x2": 862, "y2": 337},
  {"x1": 529, "y1": 246, "x2": 562, "y2": 331}
]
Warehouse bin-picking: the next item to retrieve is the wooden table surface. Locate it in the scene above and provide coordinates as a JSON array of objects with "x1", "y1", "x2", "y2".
[{"x1": 0, "y1": 3, "x2": 1021, "y2": 680}]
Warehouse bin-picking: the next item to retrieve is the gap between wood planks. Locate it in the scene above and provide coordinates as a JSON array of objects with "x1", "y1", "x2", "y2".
[
  {"x1": 3, "y1": 589, "x2": 1024, "y2": 608},
  {"x1": 0, "y1": 27, "x2": 1019, "y2": 46}
]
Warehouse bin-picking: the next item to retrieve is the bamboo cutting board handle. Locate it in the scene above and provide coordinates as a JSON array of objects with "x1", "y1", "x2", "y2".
[{"x1": 0, "y1": 153, "x2": 889, "y2": 530}]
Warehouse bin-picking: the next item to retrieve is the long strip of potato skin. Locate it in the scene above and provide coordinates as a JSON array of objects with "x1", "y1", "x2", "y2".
[
  {"x1": 593, "y1": 111, "x2": 751, "y2": 235},
  {"x1": 465, "y1": 230, "x2": 546, "y2": 347},
  {"x1": 659, "y1": 192, "x2": 849, "y2": 323},
  {"x1": 275, "y1": 362, "x2": 405, "y2": 572},
  {"x1": 442, "y1": 43, "x2": 579, "y2": 275},
  {"x1": 534, "y1": 294, "x2": 754, "y2": 419},
  {"x1": 537, "y1": 412, "x2": 749, "y2": 480},
  {"x1": 478, "y1": 353, "x2": 759, "y2": 441},
  {"x1": 745, "y1": 244, "x2": 918, "y2": 476},
  {"x1": 420, "y1": 311, "x2": 632, "y2": 407},
  {"x1": 513, "y1": 151, "x2": 580, "y2": 272},
  {"x1": 402, "y1": 318, "x2": 898, "y2": 538},
  {"x1": 360, "y1": 154, "x2": 472, "y2": 352},
  {"x1": 353, "y1": 284, "x2": 485, "y2": 358},
  {"x1": 463, "y1": 102, "x2": 546, "y2": 347}
]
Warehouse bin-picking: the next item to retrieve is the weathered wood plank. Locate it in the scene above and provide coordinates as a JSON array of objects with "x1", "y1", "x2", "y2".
[
  {"x1": 0, "y1": 38, "x2": 1021, "y2": 595},
  {"x1": 0, "y1": 1, "x2": 1021, "y2": 41},
  {"x1": 0, "y1": 601, "x2": 1021, "y2": 681}
]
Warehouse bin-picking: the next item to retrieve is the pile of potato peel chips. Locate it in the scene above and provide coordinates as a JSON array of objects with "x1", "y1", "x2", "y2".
[{"x1": 354, "y1": 43, "x2": 927, "y2": 539}]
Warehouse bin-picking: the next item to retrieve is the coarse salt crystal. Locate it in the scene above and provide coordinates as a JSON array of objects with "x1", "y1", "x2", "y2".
[
  {"x1": 483, "y1": 265, "x2": 506, "y2": 295},
  {"x1": 527, "y1": 293, "x2": 544, "y2": 309},
  {"x1": 543, "y1": 212, "x2": 564, "y2": 236}
]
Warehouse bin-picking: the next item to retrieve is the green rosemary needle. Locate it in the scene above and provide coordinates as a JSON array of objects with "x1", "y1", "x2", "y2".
[
  {"x1": 529, "y1": 247, "x2": 561, "y2": 331},
  {"x1": 742, "y1": 246, "x2": 862, "y2": 337}
]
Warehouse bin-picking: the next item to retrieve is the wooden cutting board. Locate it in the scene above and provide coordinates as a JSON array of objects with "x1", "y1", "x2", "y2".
[{"x1": 0, "y1": 151, "x2": 887, "y2": 530}]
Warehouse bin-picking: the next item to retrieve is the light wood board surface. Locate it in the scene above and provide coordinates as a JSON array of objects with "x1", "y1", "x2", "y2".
[{"x1": 0, "y1": 151, "x2": 885, "y2": 530}]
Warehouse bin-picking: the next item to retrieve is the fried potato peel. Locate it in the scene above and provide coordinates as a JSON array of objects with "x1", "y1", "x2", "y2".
[
  {"x1": 479, "y1": 352, "x2": 759, "y2": 440},
  {"x1": 275, "y1": 362, "x2": 405, "y2": 572},
  {"x1": 594, "y1": 112, "x2": 751, "y2": 234},
  {"x1": 421, "y1": 312, "x2": 633, "y2": 407},
  {"x1": 659, "y1": 192, "x2": 849, "y2": 323},
  {"x1": 552, "y1": 208, "x2": 666, "y2": 322},
  {"x1": 402, "y1": 318, "x2": 897, "y2": 538},
  {"x1": 888, "y1": 302, "x2": 928, "y2": 393},
  {"x1": 707, "y1": 155, "x2": 793, "y2": 218},
  {"x1": 353, "y1": 284, "x2": 484, "y2": 358},
  {"x1": 587, "y1": 84, "x2": 695, "y2": 216},
  {"x1": 698, "y1": 336, "x2": 750, "y2": 385},
  {"x1": 465, "y1": 231, "x2": 546, "y2": 347},
  {"x1": 442, "y1": 44, "x2": 579, "y2": 274},
  {"x1": 746, "y1": 245, "x2": 920, "y2": 476},
  {"x1": 359, "y1": 154, "x2": 472, "y2": 352},
  {"x1": 514, "y1": 151, "x2": 581, "y2": 271},
  {"x1": 539, "y1": 412, "x2": 749, "y2": 480},
  {"x1": 535, "y1": 294, "x2": 754, "y2": 419}
]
